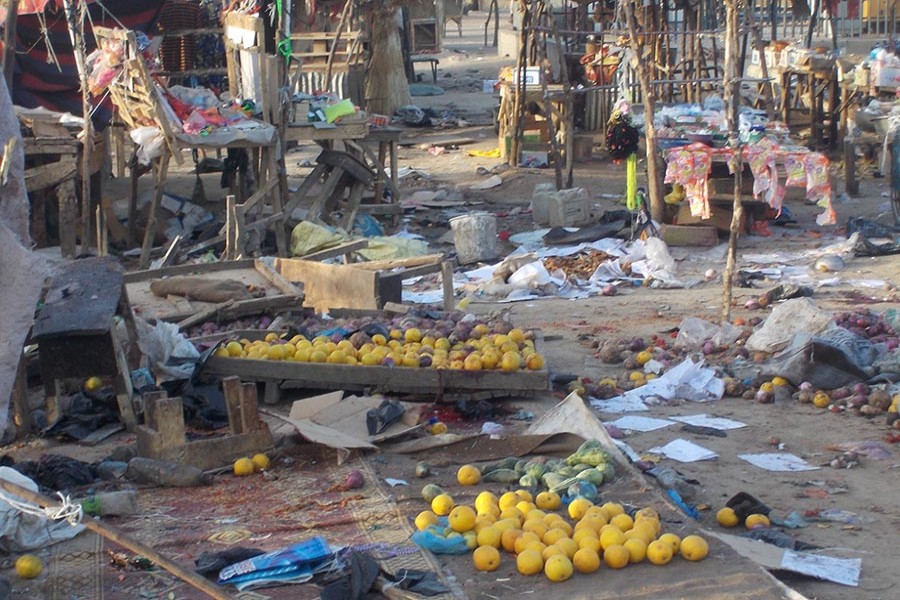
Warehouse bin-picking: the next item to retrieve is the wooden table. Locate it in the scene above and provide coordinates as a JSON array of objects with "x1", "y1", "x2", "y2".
[{"x1": 30, "y1": 257, "x2": 139, "y2": 431}]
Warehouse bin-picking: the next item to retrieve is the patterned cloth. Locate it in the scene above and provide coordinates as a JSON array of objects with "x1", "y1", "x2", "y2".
[{"x1": 218, "y1": 536, "x2": 335, "y2": 591}]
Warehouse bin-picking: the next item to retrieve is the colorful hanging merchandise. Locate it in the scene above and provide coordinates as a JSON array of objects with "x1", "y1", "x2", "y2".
[
  {"x1": 606, "y1": 99, "x2": 640, "y2": 208},
  {"x1": 743, "y1": 137, "x2": 785, "y2": 213},
  {"x1": 664, "y1": 143, "x2": 713, "y2": 219}
]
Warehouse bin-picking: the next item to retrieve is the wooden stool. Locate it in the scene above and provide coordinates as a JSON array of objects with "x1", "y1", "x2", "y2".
[
  {"x1": 284, "y1": 149, "x2": 375, "y2": 230},
  {"x1": 30, "y1": 257, "x2": 139, "y2": 432}
]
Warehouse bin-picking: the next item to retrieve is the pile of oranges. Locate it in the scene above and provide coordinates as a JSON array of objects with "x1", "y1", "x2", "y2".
[
  {"x1": 214, "y1": 326, "x2": 545, "y2": 372},
  {"x1": 414, "y1": 467, "x2": 710, "y2": 583}
]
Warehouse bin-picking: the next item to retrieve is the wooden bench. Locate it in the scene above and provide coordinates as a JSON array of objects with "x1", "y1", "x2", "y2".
[{"x1": 411, "y1": 55, "x2": 440, "y2": 83}]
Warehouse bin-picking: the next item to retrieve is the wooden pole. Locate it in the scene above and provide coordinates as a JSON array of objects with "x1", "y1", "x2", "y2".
[
  {"x1": 3, "y1": 0, "x2": 19, "y2": 90},
  {"x1": 63, "y1": 0, "x2": 93, "y2": 254},
  {"x1": 509, "y1": 0, "x2": 530, "y2": 167},
  {"x1": 623, "y1": 0, "x2": 664, "y2": 222},
  {"x1": 324, "y1": 0, "x2": 353, "y2": 92},
  {"x1": 744, "y1": 0, "x2": 776, "y2": 120},
  {"x1": 721, "y1": 0, "x2": 743, "y2": 322},
  {"x1": 0, "y1": 478, "x2": 235, "y2": 600}
]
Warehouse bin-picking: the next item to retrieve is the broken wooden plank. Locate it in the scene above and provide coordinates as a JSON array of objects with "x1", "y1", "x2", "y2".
[
  {"x1": 176, "y1": 299, "x2": 237, "y2": 330},
  {"x1": 24, "y1": 159, "x2": 77, "y2": 192},
  {"x1": 298, "y1": 239, "x2": 369, "y2": 262}
]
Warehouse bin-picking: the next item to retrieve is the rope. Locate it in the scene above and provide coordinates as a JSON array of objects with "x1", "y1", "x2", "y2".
[{"x1": 0, "y1": 489, "x2": 83, "y2": 527}]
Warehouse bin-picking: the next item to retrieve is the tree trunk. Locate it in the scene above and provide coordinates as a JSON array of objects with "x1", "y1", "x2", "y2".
[
  {"x1": 721, "y1": 0, "x2": 743, "y2": 322},
  {"x1": 624, "y1": 1, "x2": 664, "y2": 222},
  {"x1": 365, "y1": 7, "x2": 411, "y2": 116}
]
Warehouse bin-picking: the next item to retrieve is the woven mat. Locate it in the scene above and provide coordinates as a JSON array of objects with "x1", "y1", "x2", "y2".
[{"x1": 29, "y1": 445, "x2": 457, "y2": 600}]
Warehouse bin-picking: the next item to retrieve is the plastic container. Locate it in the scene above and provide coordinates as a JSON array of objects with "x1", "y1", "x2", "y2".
[
  {"x1": 125, "y1": 457, "x2": 212, "y2": 488},
  {"x1": 79, "y1": 490, "x2": 139, "y2": 516},
  {"x1": 449, "y1": 212, "x2": 498, "y2": 265},
  {"x1": 530, "y1": 183, "x2": 557, "y2": 225}
]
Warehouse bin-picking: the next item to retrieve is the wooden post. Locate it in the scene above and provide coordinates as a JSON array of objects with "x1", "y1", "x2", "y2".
[
  {"x1": 63, "y1": 0, "x2": 93, "y2": 254},
  {"x1": 844, "y1": 137, "x2": 858, "y2": 196},
  {"x1": 324, "y1": 0, "x2": 353, "y2": 92},
  {"x1": 3, "y1": 0, "x2": 18, "y2": 90},
  {"x1": 623, "y1": 0, "x2": 664, "y2": 222},
  {"x1": 745, "y1": 0, "x2": 776, "y2": 120},
  {"x1": 224, "y1": 194, "x2": 237, "y2": 260},
  {"x1": 722, "y1": 0, "x2": 743, "y2": 322},
  {"x1": 509, "y1": 1, "x2": 529, "y2": 167},
  {"x1": 56, "y1": 177, "x2": 78, "y2": 258},
  {"x1": 441, "y1": 260, "x2": 454, "y2": 312}
]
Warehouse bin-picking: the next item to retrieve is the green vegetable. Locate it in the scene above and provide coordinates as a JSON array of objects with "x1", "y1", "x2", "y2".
[
  {"x1": 523, "y1": 461, "x2": 547, "y2": 478},
  {"x1": 519, "y1": 474, "x2": 539, "y2": 487},
  {"x1": 550, "y1": 476, "x2": 578, "y2": 495},
  {"x1": 576, "y1": 468, "x2": 605, "y2": 486},
  {"x1": 596, "y1": 462, "x2": 616, "y2": 482},
  {"x1": 514, "y1": 459, "x2": 528, "y2": 473},
  {"x1": 571, "y1": 463, "x2": 594, "y2": 474},
  {"x1": 480, "y1": 457, "x2": 518, "y2": 474},
  {"x1": 542, "y1": 472, "x2": 567, "y2": 490},
  {"x1": 482, "y1": 469, "x2": 521, "y2": 483},
  {"x1": 565, "y1": 441, "x2": 612, "y2": 467}
]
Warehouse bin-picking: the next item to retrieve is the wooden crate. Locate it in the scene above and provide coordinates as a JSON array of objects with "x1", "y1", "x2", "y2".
[{"x1": 200, "y1": 321, "x2": 550, "y2": 397}]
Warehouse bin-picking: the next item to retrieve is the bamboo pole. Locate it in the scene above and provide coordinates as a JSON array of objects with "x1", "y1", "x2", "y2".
[
  {"x1": 0, "y1": 478, "x2": 234, "y2": 600},
  {"x1": 3, "y1": 0, "x2": 18, "y2": 89},
  {"x1": 721, "y1": 0, "x2": 743, "y2": 322},
  {"x1": 63, "y1": 0, "x2": 93, "y2": 254}
]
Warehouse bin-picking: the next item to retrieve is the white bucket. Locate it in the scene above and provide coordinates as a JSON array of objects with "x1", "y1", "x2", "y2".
[{"x1": 450, "y1": 212, "x2": 498, "y2": 265}]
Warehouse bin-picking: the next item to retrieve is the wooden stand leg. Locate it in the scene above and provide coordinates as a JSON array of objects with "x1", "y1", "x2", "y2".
[
  {"x1": 128, "y1": 149, "x2": 139, "y2": 247},
  {"x1": 56, "y1": 178, "x2": 78, "y2": 259},
  {"x1": 263, "y1": 380, "x2": 280, "y2": 405},
  {"x1": 11, "y1": 355, "x2": 32, "y2": 438},
  {"x1": 112, "y1": 331, "x2": 137, "y2": 430},
  {"x1": 844, "y1": 138, "x2": 858, "y2": 196},
  {"x1": 240, "y1": 382, "x2": 261, "y2": 432},
  {"x1": 45, "y1": 379, "x2": 63, "y2": 429},
  {"x1": 222, "y1": 376, "x2": 245, "y2": 434},
  {"x1": 139, "y1": 150, "x2": 170, "y2": 270},
  {"x1": 441, "y1": 260, "x2": 455, "y2": 312},
  {"x1": 268, "y1": 151, "x2": 288, "y2": 257},
  {"x1": 224, "y1": 194, "x2": 237, "y2": 260}
]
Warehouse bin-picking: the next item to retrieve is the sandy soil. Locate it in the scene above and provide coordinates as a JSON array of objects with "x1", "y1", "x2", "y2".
[{"x1": 7, "y1": 11, "x2": 900, "y2": 600}]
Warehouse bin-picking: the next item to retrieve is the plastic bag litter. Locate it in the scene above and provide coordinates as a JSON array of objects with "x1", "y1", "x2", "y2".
[
  {"x1": 764, "y1": 328, "x2": 875, "y2": 388},
  {"x1": 745, "y1": 298, "x2": 834, "y2": 353},
  {"x1": 134, "y1": 316, "x2": 200, "y2": 380},
  {"x1": 675, "y1": 317, "x2": 743, "y2": 349},
  {"x1": 290, "y1": 221, "x2": 349, "y2": 257},
  {"x1": 508, "y1": 260, "x2": 552, "y2": 288},
  {"x1": 0, "y1": 467, "x2": 84, "y2": 552},
  {"x1": 130, "y1": 126, "x2": 166, "y2": 165},
  {"x1": 411, "y1": 529, "x2": 470, "y2": 555}
]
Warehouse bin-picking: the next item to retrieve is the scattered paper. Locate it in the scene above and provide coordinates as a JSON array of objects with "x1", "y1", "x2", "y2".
[
  {"x1": 648, "y1": 439, "x2": 718, "y2": 462},
  {"x1": 384, "y1": 478, "x2": 408, "y2": 487},
  {"x1": 590, "y1": 357, "x2": 724, "y2": 414},
  {"x1": 738, "y1": 452, "x2": 820, "y2": 472},
  {"x1": 590, "y1": 395, "x2": 648, "y2": 413},
  {"x1": 670, "y1": 414, "x2": 747, "y2": 430},
  {"x1": 780, "y1": 550, "x2": 861, "y2": 587},
  {"x1": 607, "y1": 415, "x2": 674, "y2": 432},
  {"x1": 612, "y1": 439, "x2": 641, "y2": 463}
]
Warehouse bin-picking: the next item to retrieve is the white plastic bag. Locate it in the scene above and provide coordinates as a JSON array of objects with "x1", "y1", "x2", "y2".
[
  {"x1": 134, "y1": 316, "x2": 200, "y2": 380},
  {"x1": 129, "y1": 126, "x2": 165, "y2": 165}
]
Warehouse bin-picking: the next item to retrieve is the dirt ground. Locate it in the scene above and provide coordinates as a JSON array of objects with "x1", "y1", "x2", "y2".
[{"x1": 5, "y1": 10, "x2": 900, "y2": 600}]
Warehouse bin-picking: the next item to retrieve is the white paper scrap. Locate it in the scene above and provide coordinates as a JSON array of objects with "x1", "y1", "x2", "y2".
[
  {"x1": 738, "y1": 453, "x2": 820, "y2": 472},
  {"x1": 384, "y1": 478, "x2": 408, "y2": 487},
  {"x1": 608, "y1": 415, "x2": 674, "y2": 432},
  {"x1": 670, "y1": 414, "x2": 747, "y2": 430},
  {"x1": 780, "y1": 550, "x2": 861, "y2": 587},
  {"x1": 648, "y1": 439, "x2": 718, "y2": 462},
  {"x1": 590, "y1": 395, "x2": 648, "y2": 413}
]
